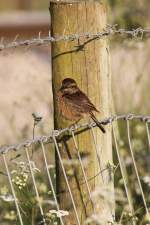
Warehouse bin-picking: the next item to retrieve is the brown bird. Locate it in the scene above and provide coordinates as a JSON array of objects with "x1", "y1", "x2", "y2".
[{"x1": 57, "y1": 78, "x2": 105, "y2": 133}]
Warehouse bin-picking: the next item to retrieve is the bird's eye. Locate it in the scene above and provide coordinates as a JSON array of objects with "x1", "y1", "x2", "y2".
[{"x1": 70, "y1": 84, "x2": 76, "y2": 88}]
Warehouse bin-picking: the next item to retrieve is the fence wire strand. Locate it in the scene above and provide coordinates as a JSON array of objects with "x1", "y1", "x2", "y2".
[
  {"x1": 0, "y1": 27, "x2": 150, "y2": 51},
  {"x1": 90, "y1": 126, "x2": 105, "y2": 183},
  {"x1": 25, "y1": 147, "x2": 47, "y2": 225},
  {"x1": 112, "y1": 124, "x2": 136, "y2": 225},
  {"x1": 1, "y1": 114, "x2": 150, "y2": 224},
  {"x1": 40, "y1": 141, "x2": 65, "y2": 225},
  {"x1": 145, "y1": 122, "x2": 150, "y2": 152},
  {"x1": 3, "y1": 154, "x2": 24, "y2": 225},
  {"x1": 126, "y1": 120, "x2": 150, "y2": 220},
  {"x1": 1, "y1": 114, "x2": 150, "y2": 155},
  {"x1": 71, "y1": 130, "x2": 96, "y2": 214},
  {"x1": 52, "y1": 135, "x2": 81, "y2": 225},
  {"x1": 0, "y1": 5, "x2": 149, "y2": 225}
]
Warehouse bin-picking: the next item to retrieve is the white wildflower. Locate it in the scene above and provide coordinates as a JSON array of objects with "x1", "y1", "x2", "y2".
[
  {"x1": 0, "y1": 194, "x2": 15, "y2": 202},
  {"x1": 49, "y1": 209, "x2": 69, "y2": 218}
]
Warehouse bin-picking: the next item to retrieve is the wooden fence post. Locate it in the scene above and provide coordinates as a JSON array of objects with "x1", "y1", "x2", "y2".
[{"x1": 50, "y1": 1, "x2": 114, "y2": 224}]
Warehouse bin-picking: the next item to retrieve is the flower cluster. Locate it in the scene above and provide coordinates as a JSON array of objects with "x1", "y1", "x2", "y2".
[
  {"x1": 46, "y1": 209, "x2": 69, "y2": 224},
  {"x1": 12, "y1": 170, "x2": 28, "y2": 190},
  {"x1": 48, "y1": 209, "x2": 69, "y2": 218},
  {"x1": 143, "y1": 176, "x2": 150, "y2": 187},
  {"x1": 4, "y1": 210, "x2": 16, "y2": 221}
]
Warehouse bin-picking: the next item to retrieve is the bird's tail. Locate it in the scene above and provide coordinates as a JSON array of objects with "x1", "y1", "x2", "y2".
[{"x1": 90, "y1": 113, "x2": 106, "y2": 133}]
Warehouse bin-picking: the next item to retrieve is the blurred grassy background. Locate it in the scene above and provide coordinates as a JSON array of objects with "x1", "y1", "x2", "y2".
[
  {"x1": 109, "y1": 0, "x2": 150, "y2": 28},
  {"x1": 0, "y1": 1, "x2": 150, "y2": 224}
]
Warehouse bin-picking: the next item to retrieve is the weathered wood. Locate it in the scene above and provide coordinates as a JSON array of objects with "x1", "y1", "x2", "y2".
[{"x1": 50, "y1": 1, "x2": 113, "y2": 224}]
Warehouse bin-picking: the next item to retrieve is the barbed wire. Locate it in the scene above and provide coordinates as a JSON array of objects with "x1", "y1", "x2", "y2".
[
  {"x1": 1, "y1": 113, "x2": 150, "y2": 224},
  {"x1": 0, "y1": 114, "x2": 150, "y2": 155},
  {"x1": 0, "y1": 26, "x2": 150, "y2": 51}
]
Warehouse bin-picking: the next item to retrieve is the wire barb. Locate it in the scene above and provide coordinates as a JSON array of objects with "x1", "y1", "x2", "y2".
[
  {"x1": 0, "y1": 114, "x2": 150, "y2": 154},
  {"x1": 0, "y1": 27, "x2": 150, "y2": 51},
  {"x1": 1, "y1": 113, "x2": 150, "y2": 224}
]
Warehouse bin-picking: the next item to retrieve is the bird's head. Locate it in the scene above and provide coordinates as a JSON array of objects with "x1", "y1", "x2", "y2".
[{"x1": 60, "y1": 78, "x2": 78, "y2": 94}]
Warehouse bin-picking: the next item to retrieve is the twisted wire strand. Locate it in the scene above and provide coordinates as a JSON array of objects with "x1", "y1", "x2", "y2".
[
  {"x1": 112, "y1": 124, "x2": 136, "y2": 225},
  {"x1": 71, "y1": 130, "x2": 96, "y2": 214},
  {"x1": 0, "y1": 114, "x2": 150, "y2": 155},
  {"x1": 25, "y1": 148, "x2": 47, "y2": 225},
  {"x1": 90, "y1": 126, "x2": 105, "y2": 183},
  {"x1": 0, "y1": 27, "x2": 150, "y2": 51},
  {"x1": 40, "y1": 141, "x2": 65, "y2": 225},
  {"x1": 3, "y1": 154, "x2": 24, "y2": 225},
  {"x1": 53, "y1": 136, "x2": 81, "y2": 225},
  {"x1": 126, "y1": 120, "x2": 150, "y2": 220},
  {"x1": 1, "y1": 113, "x2": 150, "y2": 224}
]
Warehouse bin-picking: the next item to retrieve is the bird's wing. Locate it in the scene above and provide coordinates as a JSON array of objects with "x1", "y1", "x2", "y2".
[{"x1": 63, "y1": 91, "x2": 99, "y2": 113}]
